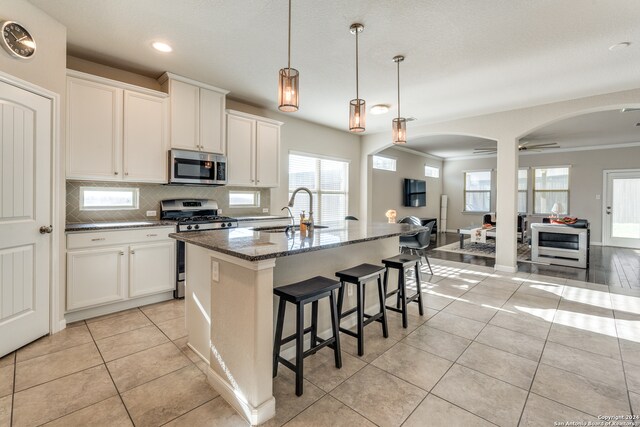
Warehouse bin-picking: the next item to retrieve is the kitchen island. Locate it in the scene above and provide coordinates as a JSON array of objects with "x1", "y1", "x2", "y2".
[{"x1": 170, "y1": 221, "x2": 419, "y2": 425}]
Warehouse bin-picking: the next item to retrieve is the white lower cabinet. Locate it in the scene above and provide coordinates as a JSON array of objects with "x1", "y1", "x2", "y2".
[
  {"x1": 129, "y1": 241, "x2": 175, "y2": 298},
  {"x1": 66, "y1": 227, "x2": 175, "y2": 312}
]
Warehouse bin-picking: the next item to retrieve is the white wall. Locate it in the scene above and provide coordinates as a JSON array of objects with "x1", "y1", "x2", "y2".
[
  {"x1": 371, "y1": 147, "x2": 442, "y2": 223},
  {"x1": 442, "y1": 145, "x2": 640, "y2": 243}
]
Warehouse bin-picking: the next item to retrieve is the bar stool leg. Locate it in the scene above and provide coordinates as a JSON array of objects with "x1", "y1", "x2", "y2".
[
  {"x1": 356, "y1": 282, "x2": 365, "y2": 356},
  {"x1": 295, "y1": 302, "x2": 305, "y2": 396},
  {"x1": 377, "y1": 275, "x2": 388, "y2": 338},
  {"x1": 337, "y1": 281, "x2": 345, "y2": 318},
  {"x1": 328, "y1": 291, "x2": 342, "y2": 369},
  {"x1": 399, "y1": 268, "x2": 408, "y2": 328},
  {"x1": 273, "y1": 298, "x2": 286, "y2": 378},
  {"x1": 415, "y1": 262, "x2": 424, "y2": 316},
  {"x1": 383, "y1": 269, "x2": 389, "y2": 300},
  {"x1": 310, "y1": 300, "x2": 319, "y2": 353}
]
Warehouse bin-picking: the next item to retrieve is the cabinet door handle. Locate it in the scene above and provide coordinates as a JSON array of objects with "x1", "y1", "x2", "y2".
[
  {"x1": 146, "y1": 234, "x2": 158, "y2": 237},
  {"x1": 256, "y1": 179, "x2": 260, "y2": 183},
  {"x1": 114, "y1": 171, "x2": 119, "y2": 175},
  {"x1": 130, "y1": 250, "x2": 135, "y2": 255},
  {"x1": 125, "y1": 172, "x2": 129, "y2": 176},
  {"x1": 119, "y1": 251, "x2": 124, "y2": 255},
  {"x1": 91, "y1": 238, "x2": 106, "y2": 241}
]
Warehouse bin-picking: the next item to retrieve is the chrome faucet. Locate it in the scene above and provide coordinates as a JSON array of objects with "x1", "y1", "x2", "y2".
[
  {"x1": 281, "y1": 206, "x2": 295, "y2": 234},
  {"x1": 288, "y1": 187, "x2": 314, "y2": 229}
]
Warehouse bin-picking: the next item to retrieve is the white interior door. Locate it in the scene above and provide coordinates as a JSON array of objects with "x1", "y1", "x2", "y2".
[
  {"x1": 604, "y1": 170, "x2": 640, "y2": 249},
  {"x1": 0, "y1": 81, "x2": 52, "y2": 357}
]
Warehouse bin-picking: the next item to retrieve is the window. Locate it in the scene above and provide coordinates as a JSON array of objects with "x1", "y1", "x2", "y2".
[
  {"x1": 464, "y1": 170, "x2": 491, "y2": 212},
  {"x1": 229, "y1": 191, "x2": 260, "y2": 207},
  {"x1": 80, "y1": 187, "x2": 139, "y2": 211},
  {"x1": 425, "y1": 165, "x2": 440, "y2": 178},
  {"x1": 533, "y1": 166, "x2": 569, "y2": 214},
  {"x1": 289, "y1": 153, "x2": 349, "y2": 223},
  {"x1": 372, "y1": 155, "x2": 396, "y2": 171},
  {"x1": 518, "y1": 169, "x2": 528, "y2": 213}
]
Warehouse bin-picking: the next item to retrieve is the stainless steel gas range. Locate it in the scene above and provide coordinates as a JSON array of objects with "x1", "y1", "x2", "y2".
[{"x1": 160, "y1": 199, "x2": 238, "y2": 298}]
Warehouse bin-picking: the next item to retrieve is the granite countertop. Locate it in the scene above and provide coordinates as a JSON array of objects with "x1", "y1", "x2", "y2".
[
  {"x1": 170, "y1": 221, "x2": 421, "y2": 261},
  {"x1": 235, "y1": 215, "x2": 290, "y2": 221},
  {"x1": 65, "y1": 220, "x2": 177, "y2": 232}
]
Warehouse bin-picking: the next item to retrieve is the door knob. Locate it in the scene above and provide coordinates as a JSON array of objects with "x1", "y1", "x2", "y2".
[{"x1": 39, "y1": 225, "x2": 53, "y2": 234}]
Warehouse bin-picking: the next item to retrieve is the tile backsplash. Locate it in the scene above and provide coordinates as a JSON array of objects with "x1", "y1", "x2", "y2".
[{"x1": 66, "y1": 181, "x2": 270, "y2": 223}]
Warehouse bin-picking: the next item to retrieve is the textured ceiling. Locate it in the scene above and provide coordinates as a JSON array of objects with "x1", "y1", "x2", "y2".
[{"x1": 29, "y1": 0, "x2": 640, "y2": 136}]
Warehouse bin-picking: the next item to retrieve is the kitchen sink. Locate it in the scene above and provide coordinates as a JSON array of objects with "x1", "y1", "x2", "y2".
[{"x1": 253, "y1": 225, "x2": 329, "y2": 233}]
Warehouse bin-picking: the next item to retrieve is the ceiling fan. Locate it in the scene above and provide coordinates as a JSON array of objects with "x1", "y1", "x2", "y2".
[{"x1": 473, "y1": 141, "x2": 560, "y2": 154}]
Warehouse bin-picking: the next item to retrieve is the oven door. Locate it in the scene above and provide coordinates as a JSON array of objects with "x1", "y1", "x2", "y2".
[{"x1": 169, "y1": 149, "x2": 227, "y2": 185}]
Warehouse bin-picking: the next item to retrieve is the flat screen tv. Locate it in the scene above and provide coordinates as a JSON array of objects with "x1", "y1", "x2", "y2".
[{"x1": 403, "y1": 178, "x2": 426, "y2": 207}]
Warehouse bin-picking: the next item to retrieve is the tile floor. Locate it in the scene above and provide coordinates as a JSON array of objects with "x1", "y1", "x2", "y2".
[{"x1": 1, "y1": 259, "x2": 639, "y2": 426}]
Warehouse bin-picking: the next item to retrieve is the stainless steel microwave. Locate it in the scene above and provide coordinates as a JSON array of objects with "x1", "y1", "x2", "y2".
[{"x1": 168, "y1": 149, "x2": 227, "y2": 185}]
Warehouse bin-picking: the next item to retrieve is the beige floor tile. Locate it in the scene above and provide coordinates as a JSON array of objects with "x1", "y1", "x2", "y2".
[
  {"x1": 515, "y1": 282, "x2": 564, "y2": 301},
  {"x1": 422, "y1": 293, "x2": 456, "y2": 311},
  {"x1": 557, "y1": 298, "x2": 614, "y2": 318},
  {"x1": 14, "y1": 342, "x2": 102, "y2": 392},
  {"x1": 547, "y1": 323, "x2": 620, "y2": 360},
  {"x1": 519, "y1": 393, "x2": 599, "y2": 426},
  {"x1": 489, "y1": 311, "x2": 551, "y2": 340},
  {"x1": 371, "y1": 342, "x2": 452, "y2": 391},
  {"x1": 424, "y1": 278, "x2": 471, "y2": 298},
  {"x1": 531, "y1": 364, "x2": 630, "y2": 417},
  {"x1": 140, "y1": 299, "x2": 185, "y2": 324},
  {"x1": 475, "y1": 324, "x2": 545, "y2": 362},
  {"x1": 121, "y1": 364, "x2": 217, "y2": 427},
  {"x1": 164, "y1": 397, "x2": 248, "y2": 427},
  {"x1": 340, "y1": 327, "x2": 398, "y2": 364},
  {"x1": 384, "y1": 309, "x2": 432, "y2": 341},
  {"x1": 0, "y1": 352, "x2": 14, "y2": 368},
  {"x1": 286, "y1": 395, "x2": 376, "y2": 427},
  {"x1": 173, "y1": 336, "x2": 205, "y2": 363},
  {"x1": 426, "y1": 311, "x2": 485, "y2": 340},
  {"x1": 624, "y1": 362, "x2": 640, "y2": 394},
  {"x1": 481, "y1": 275, "x2": 524, "y2": 288},
  {"x1": 330, "y1": 365, "x2": 426, "y2": 427},
  {"x1": 42, "y1": 395, "x2": 132, "y2": 427},
  {"x1": 261, "y1": 368, "x2": 325, "y2": 427},
  {"x1": 441, "y1": 297, "x2": 500, "y2": 323},
  {"x1": 467, "y1": 282, "x2": 518, "y2": 301},
  {"x1": 87, "y1": 310, "x2": 152, "y2": 340},
  {"x1": 0, "y1": 365, "x2": 13, "y2": 398},
  {"x1": 0, "y1": 395, "x2": 11, "y2": 426},
  {"x1": 615, "y1": 312, "x2": 640, "y2": 342},
  {"x1": 16, "y1": 324, "x2": 93, "y2": 362},
  {"x1": 526, "y1": 274, "x2": 566, "y2": 286},
  {"x1": 403, "y1": 325, "x2": 471, "y2": 361},
  {"x1": 85, "y1": 307, "x2": 140, "y2": 324},
  {"x1": 157, "y1": 316, "x2": 188, "y2": 340},
  {"x1": 403, "y1": 394, "x2": 495, "y2": 427},
  {"x1": 620, "y1": 339, "x2": 640, "y2": 366},
  {"x1": 96, "y1": 324, "x2": 168, "y2": 362},
  {"x1": 610, "y1": 292, "x2": 640, "y2": 315},
  {"x1": 630, "y1": 392, "x2": 640, "y2": 415},
  {"x1": 431, "y1": 364, "x2": 528, "y2": 426},
  {"x1": 107, "y1": 341, "x2": 191, "y2": 392},
  {"x1": 504, "y1": 293, "x2": 559, "y2": 314},
  {"x1": 562, "y1": 286, "x2": 611, "y2": 307},
  {"x1": 12, "y1": 365, "x2": 117, "y2": 427},
  {"x1": 540, "y1": 342, "x2": 626, "y2": 389},
  {"x1": 457, "y1": 342, "x2": 538, "y2": 390},
  {"x1": 302, "y1": 347, "x2": 366, "y2": 393}
]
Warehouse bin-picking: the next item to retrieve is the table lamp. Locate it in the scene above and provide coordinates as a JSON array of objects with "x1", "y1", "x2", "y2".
[{"x1": 551, "y1": 202, "x2": 563, "y2": 218}]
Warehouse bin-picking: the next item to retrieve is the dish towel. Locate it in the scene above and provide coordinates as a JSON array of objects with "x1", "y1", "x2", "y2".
[{"x1": 470, "y1": 227, "x2": 487, "y2": 243}]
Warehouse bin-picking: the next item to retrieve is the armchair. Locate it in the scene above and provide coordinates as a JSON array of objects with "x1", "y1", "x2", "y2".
[
  {"x1": 482, "y1": 213, "x2": 528, "y2": 243},
  {"x1": 398, "y1": 216, "x2": 435, "y2": 275}
]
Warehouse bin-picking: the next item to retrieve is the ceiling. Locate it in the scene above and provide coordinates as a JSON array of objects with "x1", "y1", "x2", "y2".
[{"x1": 30, "y1": 0, "x2": 640, "y2": 135}]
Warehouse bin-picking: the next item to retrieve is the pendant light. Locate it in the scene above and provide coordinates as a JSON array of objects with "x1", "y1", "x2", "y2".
[
  {"x1": 392, "y1": 55, "x2": 406, "y2": 144},
  {"x1": 349, "y1": 23, "x2": 365, "y2": 132},
  {"x1": 278, "y1": 0, "x2": 299, "y2": 112}
]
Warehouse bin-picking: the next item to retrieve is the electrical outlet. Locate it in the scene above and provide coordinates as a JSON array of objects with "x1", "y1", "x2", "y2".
[
  {"x1": 146, "y1": 210, "x2": 156, "y2": 217},
  {"x1": 596, "y1": 194, "x2": 601, "y2": 200},
  {"x1": 211, "y1": 260, "x2": 219, "y2": 282},
  {"x1": 218, "y1": 208, "x2": 222, "y2": 215},
  {"x1": 262, "y1": 208, "x2": 269, "y2": 213}
]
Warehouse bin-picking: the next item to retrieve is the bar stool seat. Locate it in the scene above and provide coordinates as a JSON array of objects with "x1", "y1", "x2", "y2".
[
  {"x1": 382, "y1": 253, "x2": 424, "y2": 328},
  {"x1": 335, "y1": 263, "x2": 388, "y2": 356},
  {"x1": 273, "y1": 276, "x2": 342, "y2": 396}
]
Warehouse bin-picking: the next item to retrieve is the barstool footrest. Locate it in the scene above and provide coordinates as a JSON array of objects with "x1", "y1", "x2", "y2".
[
  {"x1": 280, "y1": 325, "x2": 315, "y2": 345},
  {"x1": 339, "y1": 306, "x2": 358, "y2": 319}
]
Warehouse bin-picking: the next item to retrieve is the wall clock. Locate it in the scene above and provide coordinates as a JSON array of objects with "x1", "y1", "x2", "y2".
[{"x1": 1, "y1": 21, "x2": 36, "y2": 59}]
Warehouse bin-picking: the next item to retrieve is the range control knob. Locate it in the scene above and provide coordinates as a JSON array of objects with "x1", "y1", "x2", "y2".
[
  {"x1": 194, "y1": 224, "x2": 200, "y2": 230},
  {"x1": 228, "y1": 222, "x2": 233, "y2": 227},
  {"x1": 221, "y1": 223, "x2": 226, "y2": 228},
  {"x1": 186, "y1": 225, "x2": 192, "y2": 230}
]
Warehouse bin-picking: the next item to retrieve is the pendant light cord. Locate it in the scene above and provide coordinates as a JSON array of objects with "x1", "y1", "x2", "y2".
[
  {"x1": 355, "y1": 28, "x2": 359, "y2": 100},
  {"x1": 287, "y1": 0, "x2": 292, "y2": 70},
  {"x1": 397, "y1": 60, "x2": 401, "y2": 119}
]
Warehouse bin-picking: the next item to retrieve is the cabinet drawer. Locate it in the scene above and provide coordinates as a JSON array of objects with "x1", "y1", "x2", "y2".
[{"x1": 67, "y1": 226, "x2": 175, "y2": 249}]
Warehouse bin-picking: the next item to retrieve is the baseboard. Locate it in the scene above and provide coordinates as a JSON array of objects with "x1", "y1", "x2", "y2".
[
  {"x1": 494, "y1": 264, "x2": 518, "y2": 273},
  {"x1": 55, "y1": 319, "x2": 66, "y2": 333},
  {"x1": 64, "y1": 291, "x2": 174, "y2": 323},
  {"x1": 591, "y1": 241, "x2": 602, "y2": 246},
  {"x1": 187, "y1": 342, "x2": 209, "y2": 363},
  {"x1": 206, "y1": 366, "x2": 275, "y2": 426}
]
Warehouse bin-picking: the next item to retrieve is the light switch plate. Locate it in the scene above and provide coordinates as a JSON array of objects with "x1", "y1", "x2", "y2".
[
  {"x1": 146, "y1": 210, "x2": 156, "y2": 217},
  {"x1": 211, "y1": 260, "x2": 219, "y2": 282}
]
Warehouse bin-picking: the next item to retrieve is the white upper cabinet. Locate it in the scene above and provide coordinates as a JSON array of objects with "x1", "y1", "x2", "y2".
[
  {"x1": 226, "y1": 110, "x2": 282, "y2": 188},
  {"x1": 66, "y1": 70, "x2": 168, "y2": 183},
  {"x1": 159, "y1": 73, "x2": 228, "y2": 154}
]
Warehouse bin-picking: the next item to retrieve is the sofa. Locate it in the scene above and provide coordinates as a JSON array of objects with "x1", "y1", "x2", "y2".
[{"x1": 531, "y1": 218, "x2": 590, "y2": 268}]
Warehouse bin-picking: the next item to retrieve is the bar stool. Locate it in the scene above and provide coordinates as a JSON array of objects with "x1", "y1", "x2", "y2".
[
  {"x1": 273, "y1": 276, "x2": 342, "y2": 396},
  {"x1": 335, "y1": 263, "x2": 388, "y2": 356},
  {"x1": 382, "y1": 254, "x2": 424, "y2": 328}
]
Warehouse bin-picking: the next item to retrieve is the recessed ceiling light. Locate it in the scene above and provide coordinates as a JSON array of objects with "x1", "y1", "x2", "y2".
[
  {"x1": 609, "y1": 42, "x2": 631, "y2": 51},
  {"x1": 370, "y1": 104, "x2": 390, "y2": 115},
  {"x1": 152, "y1": 42, "x2": 172, "y2": 53}
]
